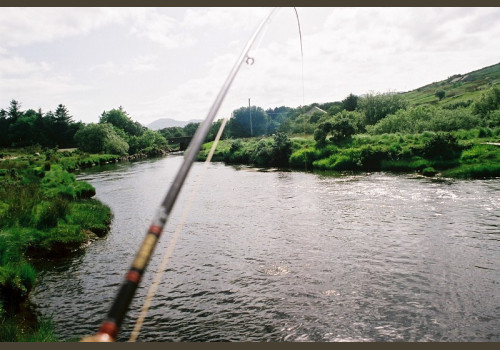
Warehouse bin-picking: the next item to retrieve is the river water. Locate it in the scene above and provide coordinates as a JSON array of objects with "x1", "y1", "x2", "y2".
[{"x1": 30, "y1": 155, "x2": 499, "y2": 341}]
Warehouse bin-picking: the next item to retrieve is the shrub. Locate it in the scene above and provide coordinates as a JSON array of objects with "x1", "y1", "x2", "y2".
[
  {"x1": 435, "y1": 90, "x2": 446, "y2": 100},
  {"x1": 290, "y1": 147, "x2": 317, "y2": 169},
  {"x1": 271, "y1": 132, "x2": 292, "y2": 167},
  {"x1": 422, "y1": 133, "x2": 462, "y2": 160},
  {"x1": 250, "y1": 139, "x2": 274, "y2": 167},
  {"x1": 359, "y1": 145, "x2": 392, "y2": 171},
  {"x1": 473, "y1": 86, "x2": 500, "y2": 116},
  {"x1": 358, "y1": 91, "x2": 409, "y2": 125}
]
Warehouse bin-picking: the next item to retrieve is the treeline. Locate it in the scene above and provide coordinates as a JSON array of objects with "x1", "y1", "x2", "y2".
[
  {"x1": 0, "y1": 103, "x2": 169, "y2": 157},
  {"x1": 0, "y1": 102, "x2": 81, "y2": 149},
  {"x1": 2, "y1": 85, "x2": 499, "y2": 158},
  {"x1": 158, "y1": 105, "x2": 296, "y2": 141},
  {"x1": 162, "y1": 86, "x2": 500, "y2": 146}
]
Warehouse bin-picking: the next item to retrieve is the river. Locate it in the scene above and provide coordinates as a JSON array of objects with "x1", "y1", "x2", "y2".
[{"x1": 30, "y1": 155, "x2": 500, "y2": 341}]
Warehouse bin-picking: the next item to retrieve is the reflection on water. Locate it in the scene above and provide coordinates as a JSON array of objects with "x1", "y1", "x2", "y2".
[{"x1": 30, "y1": 156, "x2": 500, "y2": 341}]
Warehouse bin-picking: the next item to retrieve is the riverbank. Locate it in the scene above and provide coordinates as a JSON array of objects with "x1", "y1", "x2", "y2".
[
  {"x1": 197, "y1": 128, "x2": 500, "y2": 179},
  {"x1": 0, "y1": 148, "x2": 115, "y2": 341}
]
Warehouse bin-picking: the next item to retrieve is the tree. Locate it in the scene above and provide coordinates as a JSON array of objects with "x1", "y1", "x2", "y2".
[
  {"x1": 54, "y1": 104, "x2": 72, "y2": 124},
  {"x1": 99, "y1": 107, "x2": 144, "y2": 136},
  {"x1": 53, "y1": 104, "x2": 77, "y2": 148},
  {"x1": 7, "y1": 100, "x2": 22, "y2": 122},
  {"x1": 159, "y1": 126, "x2": 184, "y2": 139},
  {"x1": 228, "y1": 106, "x2": 269, "y2": 138},
  {"x1": 206, "y1": 119, "x2": 229, "y2": 142},
  {"x1": 271, "y1": 132, "x2": 292, "y2": 166},
  {"x1": 342, "y1": 93, "x2": 358, "y2": 111},
  {"x1": 128, "y1": 129, "x2": 167, "y2": 154},
  {"x1": 8, "y1": 111, "x2": 36, "y2": 147},
  {"x1": 74, "y1": 123, "x2": 129, "y2": 155},
  {"x1": 358, "y1": 92, "x2": 409, "y2": 125},
  {"x1": 314, "y1": 128, "x2": 328, "y2": 147},
  {"x1": 182, "y1": 122, "x2": 200, "y2": 137},
  {"x1": 313, "y1": 110, "x2": 361, "y2": 145},
  {"x1": 329, "y1": 114, "x2": 358, "y2": 142},
  {"x1": 473, "y1": 86, "x2": 500, "y2": 116},
  {"x1": 0, "y1": 110, "x2": 9, "y2": 147},
  {"x1": 435, "y1": 90, "x2": 446, "y2": 100},
  {"x1": 422, "y1": 133, "x2": 462, "y2": 160}
]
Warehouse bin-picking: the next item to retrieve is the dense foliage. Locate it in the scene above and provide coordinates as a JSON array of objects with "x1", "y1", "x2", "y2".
[
  {"x1": 0, "y1": 101, "x2": 82, "y2": 149},
  {"x1": 0, "y1": 102, "x2": 170, "y2": 157},
  {"x1": 196, "y1": 84, "x2": 500, "y2": 178}
]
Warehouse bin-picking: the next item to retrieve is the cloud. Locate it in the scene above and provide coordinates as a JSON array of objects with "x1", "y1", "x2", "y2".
[
  {"x1": 0, "y1": 8, "x2": 140, "y2": 47},
  {"x1": 288, "y1": 7, "x2": 500, "y2": 102},
  {"x1": 182, "y1": 7, "x2": 268, "y2": 30},
  {"x1": 129, "y1": 9, "x2": 194, "y2": 49},
  {"x1": 89, "y1": 54, "x2": 159, "y2": 75},
  {"x1": 0, "y1": 54, "x2": 51, "y2": 77}
]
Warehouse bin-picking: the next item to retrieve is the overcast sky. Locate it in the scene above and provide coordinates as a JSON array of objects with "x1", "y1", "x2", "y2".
[{"x1": 1, "y1": 7, "x2": 499, "y2": 125}]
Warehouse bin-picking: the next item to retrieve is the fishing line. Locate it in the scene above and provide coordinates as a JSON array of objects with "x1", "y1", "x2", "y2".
[
  {"x1": 251, "y1": 8, "x2": 279, "y2": 57},
  {"x1": 294, "y1": 7, "x2": 305, "y2": 107},
  {"x1": 128, "y1": 117, "x2": 228, "y2": 342}
]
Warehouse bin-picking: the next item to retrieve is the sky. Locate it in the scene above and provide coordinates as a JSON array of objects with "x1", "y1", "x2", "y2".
[{"x1": 1, "y1": 7, "x2": 500, "y2": 126}]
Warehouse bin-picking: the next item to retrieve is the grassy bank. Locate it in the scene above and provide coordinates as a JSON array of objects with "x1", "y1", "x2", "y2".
[
  {"x1": 198, "y1": 128, "x2": 500, "y2": 179},
  {"x1": 0, "y1": 148, "x2": 113, "y2": 341}
]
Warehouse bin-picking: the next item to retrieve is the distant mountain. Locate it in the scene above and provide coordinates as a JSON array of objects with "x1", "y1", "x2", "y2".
[{"x1": 147, "y1": 118, "x2": 203, "y2": 130}]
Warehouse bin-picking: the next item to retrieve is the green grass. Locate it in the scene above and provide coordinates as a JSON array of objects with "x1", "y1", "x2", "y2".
[
  {"x1": 40, "y1": 165, "x2": 96, "y2": 200},
  {"x1": 0, "y1": 315, "x2": 58, "y2": 342},
  {"x1": 0, "y1": 148, "x2": 115, "y2": 341},
  {"x1": 66, "y1": 200, "x2": 112, "y2": 237},
  {"x1": 442, "y1": 144, "x2": 500, "y2": 178}
]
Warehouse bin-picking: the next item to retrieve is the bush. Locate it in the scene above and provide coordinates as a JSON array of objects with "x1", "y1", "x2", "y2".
[
  {"x1": 435, "y1": 90, "x2": 446, "y2": 100},
  {"x1": 358, "y1": 145, "x2": 392, "y2": 171},
  {"x1": 290, "y1": 147, "x2": 317, "y2": 169},
  {"x1": 250, "y1": 140, "x2": 274, "y2": 167},
  {"x1": 422, "y1": 133, "x2": 462, "y2": 160},
  {"x1": 368, "y1": 106, "x2": 481, "y2": 135},
  {"x1": 358, "y1": 91, "x2": 409, "y2": 125},
  {"x1": 74, "y1": 123, "x2": 128, "y2": 155},
  {"x1": 271, "y1": 132, "x2": 292, "y2": 167},
  {"x1": 473, "y1": 86, "x2": 500, "y2": 116}
]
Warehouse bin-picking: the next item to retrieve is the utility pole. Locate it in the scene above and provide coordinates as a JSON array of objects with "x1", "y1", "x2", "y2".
[{"x1": 249, "y1": 98, "x2": 253, "y2": 137}]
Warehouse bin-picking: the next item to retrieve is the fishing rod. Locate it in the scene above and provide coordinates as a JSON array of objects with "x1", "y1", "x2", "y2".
[{"x1": 81, "y1": 8, "x2": 279, "y2": 342}]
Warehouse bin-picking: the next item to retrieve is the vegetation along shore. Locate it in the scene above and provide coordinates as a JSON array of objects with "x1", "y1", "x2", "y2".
[{"x1": 196, "y1": 64, "x2": 500, "y2": 179}]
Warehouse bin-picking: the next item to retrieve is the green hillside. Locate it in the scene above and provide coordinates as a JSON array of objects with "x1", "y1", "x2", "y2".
[{"x1": 402, "y1": 62, "x2": 500, "y2": 107}]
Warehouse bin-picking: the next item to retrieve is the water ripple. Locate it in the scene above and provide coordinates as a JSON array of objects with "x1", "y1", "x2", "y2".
[{"x1": 29, "y1": 157, "x2": 500, "y2": 341}]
